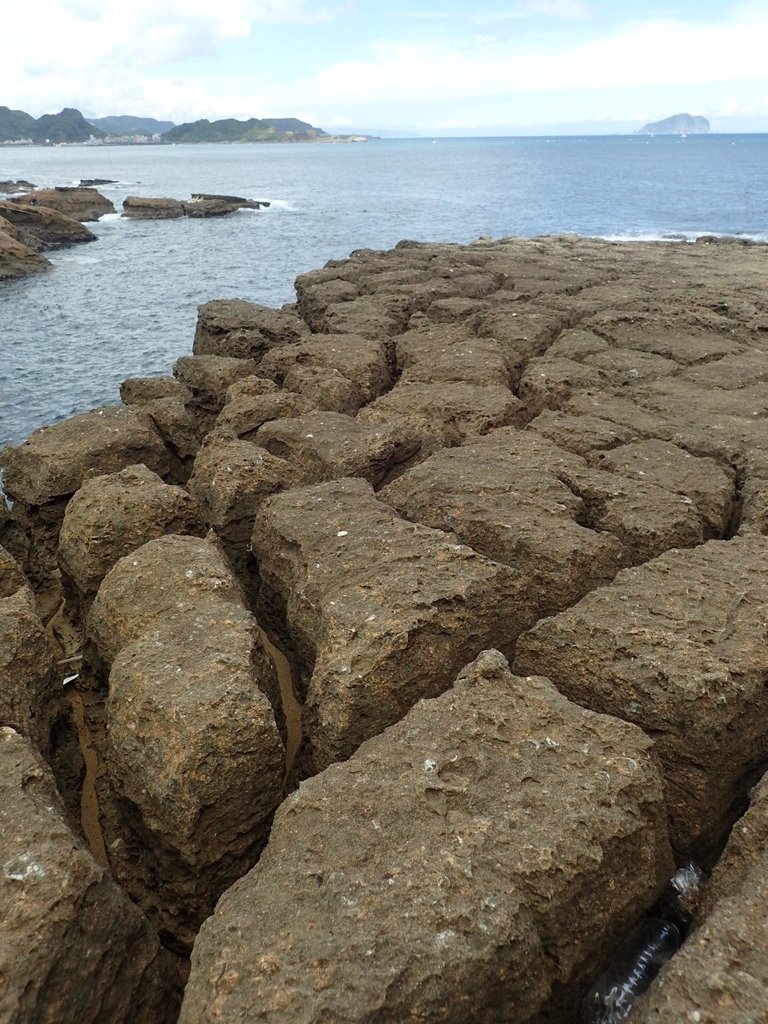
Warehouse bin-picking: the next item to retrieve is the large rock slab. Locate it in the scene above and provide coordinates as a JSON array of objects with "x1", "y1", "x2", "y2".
[
  {"x1": 180, "y1": 651, "x2": 673, "y2": 1024},
  {"x1": 0, "y1": 199, "x2": 96, "y2": 246},
  {"x1": 173, "y1": 354, "x2": 259, "y2": 434},
  {"x1": 0, "y1": 727, "x2": 175, "y2": 1024},
  {"x1": 87, "y1": 533, "x2": 245, "y2": 671},
  {"x1": 395, "y1": 321, "x2": 518, "y2": 387},
  {"x1": 8, "y1": 186, "x2": 115, "y2": 221},
  {"x1": 259, "y1": 333, "x2": 392, "y2": 408},
  {"x1": 254, "y1": 410, "x2": 419, "y2": 488},
  {"x1": 194, "y1": 299, "x2": 307, "y2": 359},
  {"x1": 187, "y1": 436, "x2": 299, "y2": 598},
  {"x1": 214, "y1": 386, "x2": 316, "y2": 442},
  {"x1": 58, "y1": 464, "x2": 206, "y2": 623},
  {"x1": 252, "y1": 478, "x2": 536, "y2": 775},
  {"x1": 0, "y1": 216, "x2": 51, "y2": 279},
  {"x1": 514, "y1": 536, "x2": 768, "y2": 859},
  {"x1": 587, "y1": 438, "x2": 735, "y2": 539},
  {"x1": 380, "y1": 432, "x2": 624, "y2": 620},
  {"x1": 633, "y1": 773, "x2": 768, "y2": 1023},
  {"x1": 357, "y1": 380, "x2": 524, "y2": 457},
  {"x1": 86, "y1": 534, "x2": 284, "y2": 949},
  {"x1": 105, "y1": 600, "x2": 285, "y2": 948},
  {"x1": 0, "y1": 582, "x2": 61, "y2": 758}
]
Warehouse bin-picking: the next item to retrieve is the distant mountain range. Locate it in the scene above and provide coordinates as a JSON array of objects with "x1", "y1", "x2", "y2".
[
  {"x1": 0, "y1": 106, "x2": 105, "y2": 143},
  {"x1": 637, "y1": 113, "x2": 710, "y2": 135},
  {"x1": 0, "y1": 106, "x2": 364, "y2": 144},
  {"x1": 87, "y1": 115, "x2": 176, "y2": 137}
]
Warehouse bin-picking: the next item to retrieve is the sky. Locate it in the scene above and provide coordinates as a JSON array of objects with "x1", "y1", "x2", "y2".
[{"x1": 1, "y1": 0, "x2": 767, "y2": 135}]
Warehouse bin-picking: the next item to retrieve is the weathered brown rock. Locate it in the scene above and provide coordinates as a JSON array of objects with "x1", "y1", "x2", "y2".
[
  {"x1": 8, "y1": 186, "x2": 114, "y2": 221},
  {"x1": 527, "y1": 409, "x2": 641, "y2": 456},
  {"x1": 58, "y1": 464, "x2": 206, "y2": 623},
  {"x1": 136, "y1": 397, "x2": 202, "y2": 480},
  {"x1": 180, "y1": 650, "x2": 672, "y2": 1024},
  {"x1": 252, "y1": 478, "x2": 535, "y2": 775},
  {"x1": 380, "y1": 433, "x2": 624, "y2": 620},
  {"x1": 258, "y1": 333, "x2": 392, "y2": 406},
  {"x1": 1, "y1": 406, "x2": 170, "y2": 508},
  {"x1": 632, "y1": 773, "x2": 768, "y2": 1023},
  {"x1": 86, "y1": 534, "x2": 284, "y2": 948},
  {"x1": 122, "y1": 195, "x2": 267, "y2": 220},
  {"x1": 188, "y1": 435, "x2": 299, "y2": 595},
  {"x1": 0, "y1": 582, "x2": 61, "y2": 758},
  {"x1": 0, "y1": 406, "x2": 170, "y2": 582},
  {"x1": 396, "y1": 321, "x2": 519, "y2": 387},
  {"x1": 87, "y1": 533, "x2": 244, "y2": 671},
  {"x1": 514, "y1": 536, "x2": 768, "y2": 860},
  {"x1": 120, "y1": 375, "x2": 191, "y2": 406},
  {"x1": 0, "y1": 215, "x2": 51, "y2": 279},
  {"x1": 357, "y1": 380, "x2": 524, "y2": 458},
  {"x1": 214, "y1": 389, "x2": 317, "y2": 442},
  {"x1": 587, "y1": 438, "x2": 735, "y2": 538},
  {"x1": 0, "y1": 199, "x2": 96, "y2": 247},
  {"x1": 173, "y1": 354, "x2": 259, "y2": 434},
  {"x1": 105, "y1": 601, "x2": 285, "y2": 947},
  {"x1": 194, "y1": 299, "x2": 307, "y2": 359},
  {"x1": 0, "y1": 543, "x2": 28, "y2": 597},
  {"x1": 253, "y1": 410, "x2": 419, "y2": 488},
  {"x1": 281, "y1": 363, "x2": 364, "y2": 413},
  {"x1": 122, "y1": 196, "x2": 184, "y2": 219},
  {"x1": 0, "y1": 727, "x2": 176, "y2": 1024}
]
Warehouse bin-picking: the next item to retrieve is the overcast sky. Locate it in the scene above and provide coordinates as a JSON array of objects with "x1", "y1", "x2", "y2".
[{"x1": 2, "y1": 0, "x2": 767, "y2": 134}]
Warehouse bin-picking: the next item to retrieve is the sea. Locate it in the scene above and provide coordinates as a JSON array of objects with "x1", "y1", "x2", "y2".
[{"x1": 1, "y1": 134, "x2": 767, "y2": 447}]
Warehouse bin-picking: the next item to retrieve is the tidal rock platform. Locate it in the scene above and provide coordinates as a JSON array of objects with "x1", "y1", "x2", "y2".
[{"x1": 1, "y1": 234, "x2": 768, "y2": 1021}]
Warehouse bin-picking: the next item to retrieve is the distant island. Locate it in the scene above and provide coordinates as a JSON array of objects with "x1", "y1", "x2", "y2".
[
  {"x1": 637, "y1": 113, "x2": 710, "y2": 135},
  {"x1": 0, "y1": 106, "x2": 367, "y2": 145}
]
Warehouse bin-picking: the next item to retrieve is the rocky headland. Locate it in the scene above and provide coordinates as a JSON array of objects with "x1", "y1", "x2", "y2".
[{"x1": 1, "y1": 234, "x2": 767, "y2": 1022}]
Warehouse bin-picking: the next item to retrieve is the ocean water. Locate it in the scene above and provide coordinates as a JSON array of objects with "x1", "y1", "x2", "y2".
[{"x1": 1, "y1": 134, "x2": 767, "y2": 446}]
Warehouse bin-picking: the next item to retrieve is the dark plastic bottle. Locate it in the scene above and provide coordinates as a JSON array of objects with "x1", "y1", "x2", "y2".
[{"x1": 581, "y1": 917, "x2": 683, "y2": 1023}]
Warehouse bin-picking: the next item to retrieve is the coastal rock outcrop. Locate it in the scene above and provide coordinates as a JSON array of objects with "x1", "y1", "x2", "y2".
[
  {"x1": 122, "y1": 194, "x2": 269, "y2": 219},
  {"x1": 0, "y1": 199, "x2": 96, "y2": 247},
  {"x1": 194, "y1": 299, "x2": 308, "y2": 359},
  {"x1": 0, "y1": 215, "x2": 51, "y2": 279},
  {"x1": 180, "y1": 651, "x2": 672, "y2": 1024},
  {"x1": 3, "y1": 233, "x2": 768, "y2": 1017},
  {"x1": 57, "y1": 464, "x2": 206, "y2": 625},
  {"x1": 7, "y1": 186, "x2": 115, "y2": 221}
]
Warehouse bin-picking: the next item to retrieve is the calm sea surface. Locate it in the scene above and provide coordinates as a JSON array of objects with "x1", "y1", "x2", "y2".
[{"x1": 1, "y1": 135, "x2": 767, "y2": 446}]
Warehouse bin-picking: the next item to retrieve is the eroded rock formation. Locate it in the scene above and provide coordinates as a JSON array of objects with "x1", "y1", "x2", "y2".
[{"x1": 2, "y1": 234, "x2": 768, "y2": 1020}]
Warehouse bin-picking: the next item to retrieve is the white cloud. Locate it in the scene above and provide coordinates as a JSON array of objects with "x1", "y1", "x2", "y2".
[{"x1": 1, "y1": 1, "x2": 767, "y2": 129}]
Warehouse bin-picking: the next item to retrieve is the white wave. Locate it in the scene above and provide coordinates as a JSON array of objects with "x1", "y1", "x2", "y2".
[
  {"x1": 257, "y1": 198, "x2": 299, "y2": 212},
  {"x1": 597, "y1": 230, "x2": 768, "y2": 245}
]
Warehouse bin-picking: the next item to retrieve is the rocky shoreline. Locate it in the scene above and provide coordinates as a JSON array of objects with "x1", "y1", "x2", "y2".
[
  {"x1": 0, "y1": 185, "x2": 272, "y2": 280},
  {"x1": 1, "y1": 234, "x2": 767, "y2": 1022}
]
